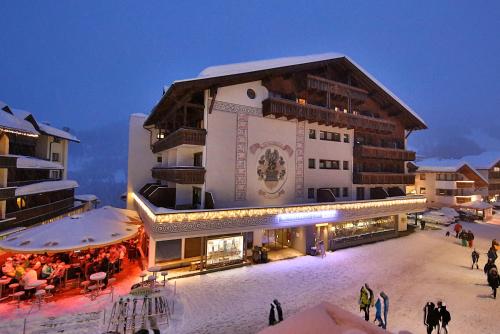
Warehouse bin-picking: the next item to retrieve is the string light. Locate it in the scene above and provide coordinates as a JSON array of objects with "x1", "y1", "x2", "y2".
[
  {"x1": 132, "y1": 192, "x2": 427, "y2": 224},
  {"x1": 0, "y1": 128, "x2": 39, "y2": 138}
]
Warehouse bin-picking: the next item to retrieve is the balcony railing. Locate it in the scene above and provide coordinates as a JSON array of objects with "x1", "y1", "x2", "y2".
[
  {"x1": 354, "y1": 172, "x2": 415, "y2": 185},
  {"x1": 0, "y1": 156, "x2": 17, "y2": 168},
  {"x1": 5, "y1": 197, "x2": 75, "y2": 225},
  {"x1": 354, "y1": 145, "x2": 416, "y2": 161},
  {"x1": 489, "y1": 171, "x2": 500, "y2": 180},
  {"x1": 152, "y1": 166, "x2": 205, "y2": 184},
  {"x1": 262, "y1": 97, "x2": 396, "y2": 134},
  {"x1": 152, "y1": 127, "x2": 206, "y2": 154},
  {"x1": 307, "y1": 75, "x2": 369, "y2": 101}
]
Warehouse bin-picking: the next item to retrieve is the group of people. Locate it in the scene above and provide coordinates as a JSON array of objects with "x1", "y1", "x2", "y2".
[
  {"x1": 453, "y1": 223, "x2": 475, "y2": 247},
  {"x1": 483, "y1": 239, "x2": 500, "y2": 299},
  {"x1": 423, "y1": 300, "x2": 451, "y2": 334},
  {"x1": 359, "y1": 283, "x2": 389, "y2": 330},
  {"x1": 268, "y1": 299, "x2": 283, "y2": 326}
]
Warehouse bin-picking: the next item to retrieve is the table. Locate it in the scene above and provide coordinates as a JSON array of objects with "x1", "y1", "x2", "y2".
[
  {"x1": 89, "y1": 272, "x2": 106, "y2": 298},
  {"x1": 148, "y1": 266, "x2": 162, "y2": 279},
  {"x1": 27, "y1": 279, "x2": 47, "y2": 289},
  {"x1": 0, "y1": 277, "x2": 12, "y2": 300}
]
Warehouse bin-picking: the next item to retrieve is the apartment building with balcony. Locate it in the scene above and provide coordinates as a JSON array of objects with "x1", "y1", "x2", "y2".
[
  {"x1": 127, "y1": 53, "x2": 427, "y2": 270},
  {"x1": 412, "y1": 163, "x2": 489, "y2": 207},
  {"x1": 0, "y1": 100, "x2": 85, "y2": 232}
]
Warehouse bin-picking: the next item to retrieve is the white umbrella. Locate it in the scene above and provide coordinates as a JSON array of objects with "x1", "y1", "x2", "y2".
[{"x1": 0, "y1": 206, "x2": 140, "y2": 254}]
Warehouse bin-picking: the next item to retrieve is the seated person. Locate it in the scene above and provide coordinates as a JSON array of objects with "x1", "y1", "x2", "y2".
[
  {"x1": 41, "y1": 263, "x2": 54, "y2": 279},
  {"x1": 2, "y1": 258, "x2": 16, "y2": 278}
]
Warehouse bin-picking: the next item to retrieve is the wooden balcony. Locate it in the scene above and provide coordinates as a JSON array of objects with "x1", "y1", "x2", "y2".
[
  {"x1": 0, "y1": 155, "x2": 17, "y2": 168},
  {"x1": 354, "y1": 172, "x2": 415, "y2": 185},
  {"x1": 5, "y1": 197, "x2": 75, "y2": 226},
  {"x1": 307, "y1": 75, "x2": 369, "y2": 102},
  {"x1": 152, "y1": 127, "x2": 207, "y2": 154},
  {"x1": 262, "y1": 97, "x2": 396, "y2": 134},
  {"x1": 152, "y1": 166, "x2": 205, "y2": 184},
  {"x1": 489, "y1": 171, "x2": 500, "y2": 180},
  {"x1": 0, "y1": 186, "x2": 16, "y2": 200},
  {"x1": 354, "y1": 145, "x2": 416, "y2": 161}
]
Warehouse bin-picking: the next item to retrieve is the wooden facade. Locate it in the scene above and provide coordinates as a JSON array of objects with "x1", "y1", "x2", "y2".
[
  {"x1": 152, "y1": 127, "x2": 206, "y2": 153},
  {"x1": 353, "y1": 172, "x2": 415, "y2": 185},
  {"x1": 152, "y1": 166, "x2": 206, "y2": 184},
  {"x1": 354, "y1": 145, "x2": 416, "y2": 161}
]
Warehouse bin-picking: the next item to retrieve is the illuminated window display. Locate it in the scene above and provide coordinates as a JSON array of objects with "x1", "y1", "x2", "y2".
[
  {"x1": 206, "y1": 235, "x2": 244, "y2": 266},
  {"x1": 330, "y1": 216, "x2": 396, "y2": 239}
]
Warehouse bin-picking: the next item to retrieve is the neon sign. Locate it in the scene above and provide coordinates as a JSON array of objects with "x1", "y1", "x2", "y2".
[{"x1": 277, "y1": 210, "x2": 338, "y2": 222}]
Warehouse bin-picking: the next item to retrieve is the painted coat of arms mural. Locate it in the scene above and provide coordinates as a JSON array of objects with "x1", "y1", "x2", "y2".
[{"x1": 250, "y1": 142, "x2": 294, "y2": 198}]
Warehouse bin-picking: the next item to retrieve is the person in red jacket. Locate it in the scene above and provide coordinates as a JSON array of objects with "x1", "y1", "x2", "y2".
[{"x1": 453, "y1": 223, "x2": 462, "y2": 238}]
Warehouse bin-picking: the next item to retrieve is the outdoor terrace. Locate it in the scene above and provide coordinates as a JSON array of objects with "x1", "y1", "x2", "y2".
[{"x1": 152, "y1": 127, "x2": 206, "y2": 154}]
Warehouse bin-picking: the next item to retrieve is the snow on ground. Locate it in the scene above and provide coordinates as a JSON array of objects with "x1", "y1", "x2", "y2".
[{"x1": 172, "y1": 220, "x2": 500, "y2": 334}]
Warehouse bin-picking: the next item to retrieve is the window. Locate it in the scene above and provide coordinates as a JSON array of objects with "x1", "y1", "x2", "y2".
[
  {"x1": 419, "y1": 187, "x2": 426, "y2": 195},
  {"x1": 157, "y1": 156, "x2": 162, "y2": 163},
  {"x1": 50, "y1": 170, "x2": 60, "y2": 179},
  {"x1": 420, "y1": 173, "x2": 426, "y2": 180},
  {"x1": 494, "y1": 167, "x2": 500, "y2": 172},
  {"x1": 356, "y1": 187, "x2": 365, "y2": 200},
  {"x1": 16, "y1": 197, "x2": 26, "y2": 210},
  {"x1": 52, "y1": 153, "x2": 60, "y2": 162},
  {"x1": 246, "y1": 88, "x2": 256, "y2": 99},
  {"x1": 193, "y1": 152, "x2": 203, "y2": 167},
  {"x1": 53, "y1": 137, "x2": 61, "y2": 143},
  {"x1": 157, "y1": 130, "x2": 165, "y2": 139},
  {"x1": 309, "y1": 129, "x2": 316, "y2": 139},
  {"x1": 319, "y1": 131, "x2": 341, "y2": 142},
  {"x1": 342, "y1": 187, "x2": 349, "y2": 197},
  {"x1": 307, "y1": 188, "x2": 315, "y2": 199},
  {"x1": 297, "y1": 98, "x2": 306, "y2": 105},
  {"x1": 343, "y1": 161, "x2": 349, "y2": 170},
  {"x1": 308, "y1": 159, "x2": 316, "y2": 169},
  {"x1": 343, "y1": 134, "x2": 350, "y2": 143},
  {"x1": 319, "y1": 159, "x2": 340, "y2": 170}
]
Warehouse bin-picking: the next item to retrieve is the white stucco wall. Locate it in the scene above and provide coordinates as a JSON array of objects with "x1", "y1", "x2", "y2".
[
  {"x1": 127, "y1": 114, "x2": 156, "y2": 209},
  {"x1": 216, "y1": 81, "x2": 268, "y2": 108}
]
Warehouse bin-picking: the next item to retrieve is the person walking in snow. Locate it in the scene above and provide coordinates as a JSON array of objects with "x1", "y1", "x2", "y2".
[
  {"x1": 269, "y1": 303, "x2": 277, "y2": 326},
  {"x1": 488, "y1": 267, "x2": 500, "y2": 299},
  {"x1": 273, "y1": 299, "x2": 283, "y2": 322},
  {"x1": 319, "y1": 240, "x2": 326, "y2": 258},
  {"x1": 459, "y1": 230, "x2": 467, "y2": 247},
  {"x1": 359, "y1": 286, "x2": 371, "y2": 321},
  {"x1": 488, "y1": 245, "x2": 498, "y2": 263},
  {"x1": 380, "y1": 291, "x2": 389, "y2": 330},
  {"x1": 439, "y1": 303, "x2": 451, "y2": 334},
  {"x1": 424, "y1": 302, "x2": 438, "y2": 334},
  {"x1": 467, "y1": 230, "x2": 474, "y2": 248},
  {"x1": 373, "y1": 294, "x2": 384, "y2": 327},
  {"x1": 453, "y1": 223, "x2": 462, "y2": 238},
  {"x1": 471, "y1": 249, "x2": 480, "y2": 270},
  {"x1": 484, "y1": 258, "x2": 497, "y2": 276}
]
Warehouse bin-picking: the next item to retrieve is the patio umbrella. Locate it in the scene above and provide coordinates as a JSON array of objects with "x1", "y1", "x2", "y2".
[{"x1": 0, "y1": 206, "x2": 141, "y2": 254}]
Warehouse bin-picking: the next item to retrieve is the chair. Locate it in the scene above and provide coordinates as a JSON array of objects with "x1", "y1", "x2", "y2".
[
  {"x1": 24, "y1": 286, "x2": 35, "y2": 301},
  {"x1": 139, "y1": 272, "x2": 147, "y2": 282},
  {"x1": 34, "y1": 290, "x2": 46, "y2": 309},
  {"x1": 12, "y1": 291, "x2": 24, "y2": 308},
  {"x1": 80, "y1": 280, "x2": 91, "y2": 294},
  {"x1": 8, "y1": 283, "x2": 19, "y2": 296},
  {"x1": 87, "y1": 285, "x2": 98, "y2": 300},
  {"x1": 45, "y1": 285, "x2": 55, "y2": 298},
  {"x1": 160, "y1": 271, "x2": 168, "y2": 286}
]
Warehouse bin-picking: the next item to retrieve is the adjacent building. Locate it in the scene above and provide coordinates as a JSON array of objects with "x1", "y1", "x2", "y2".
[
  {"x1": 0, "y1": 100, "x2": 85, "y2": 232},
  {"x1": 127, "y1": 53, "x2": 427, "y2": 270},
  {"x1": 475, "y1": 159, "x2": 500, "y2": 202}
]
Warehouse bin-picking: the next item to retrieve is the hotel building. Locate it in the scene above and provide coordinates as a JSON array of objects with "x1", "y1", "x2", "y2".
[
  {"x1": 127, "y1": 53, "x2": 427, "y2": 270},
  {"x1": 0, "y1": 101, "x2": 85, "y2": 232}
]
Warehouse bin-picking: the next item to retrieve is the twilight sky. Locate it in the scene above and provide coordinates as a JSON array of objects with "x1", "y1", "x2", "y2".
[{"x1": 1, "y1": 1, "x2": 499, "y2": 160}]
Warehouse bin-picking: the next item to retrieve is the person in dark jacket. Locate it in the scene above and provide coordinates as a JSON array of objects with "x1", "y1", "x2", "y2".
[
  {"x1": 269, "y1": 303, "x2": 277, "y2": 326},
  {"x1": 488, "y1": 267, "x2": 500, "y2": 299},
  {"x1": 488, "y1": 246, "x2": 498, "y2": 263},
  {"x1": 468, "y1": 230, "x2": 474, "y2": 248},
  {"x1": 471, "y1": 249, "x2": 480, "y2": 269},
  {"x1": 423, "y1": 302, "x2": 439, "y2": 334},
  {"x1": 484, "y1": 258, "x2": 497, "y2": 276},
  {"x1": 380, "y1": 291, "x2": 389, "y2": 330},
  {"x1": 373, "y1": 294, "x2": 384, "y2": 327},
  {"x1": 440, "y1": 303, "x2": 451, "y2": 334},
  {"x1": 273, "y1": 299, "x2": 283, "y2": 322}
]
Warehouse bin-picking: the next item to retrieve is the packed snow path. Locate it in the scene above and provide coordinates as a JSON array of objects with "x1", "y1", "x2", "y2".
[{"x1": 173, "y1": 221, "x2": 500, "y2": 334}]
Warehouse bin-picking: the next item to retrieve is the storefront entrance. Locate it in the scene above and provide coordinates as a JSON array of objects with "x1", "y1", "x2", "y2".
[{"x1": 262, "y1": 228, "x2": 293, "y2": 250}]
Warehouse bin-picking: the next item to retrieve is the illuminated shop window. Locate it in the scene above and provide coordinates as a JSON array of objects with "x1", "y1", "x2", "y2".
[{"x1": 206, "y1": 235, "x2": 244, "y2": 266}]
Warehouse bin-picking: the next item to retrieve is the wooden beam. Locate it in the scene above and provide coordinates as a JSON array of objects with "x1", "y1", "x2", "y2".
[{"x1": 208, "y1": 87, "x2": 218, "y2": 114}]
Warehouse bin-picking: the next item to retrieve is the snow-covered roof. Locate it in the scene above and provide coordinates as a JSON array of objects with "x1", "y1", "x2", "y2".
[
  {"x1": 417, "y1": 151, "x2": 500, "y2": 171},
  {"x1": 1, "y1": 154, "x2": 64, "y2": 169},
  {"x1": 0, "y1": 206, "x2": 140, "y2": 253},
  {"x1": 75, "y1": 194, "x2": 99, "y2": 202},
  {"x1": 38, "y1": 122, "x2": 80, "y2": 142},
  {"x1": 416, "y1": 162, "x2": 489, "y2": 186},
  {"x1": 15, "y1": 180, "x2": 78, "y2": 196},
  {"x1": 145, "y1": 53, "x2": 426, "y2": 129},
  {"x1": 196, "y1": 52, "x2": 345, "y2": 79},
  {"x1": 459, "y1": 201, "x2": 493, "y2": 210},
  {"x1": 0, "y1": 109, "x2": 39, "y2": 136},
  {"x1": 0, "y1": 100, "x2": 8, "y2": 110}
]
